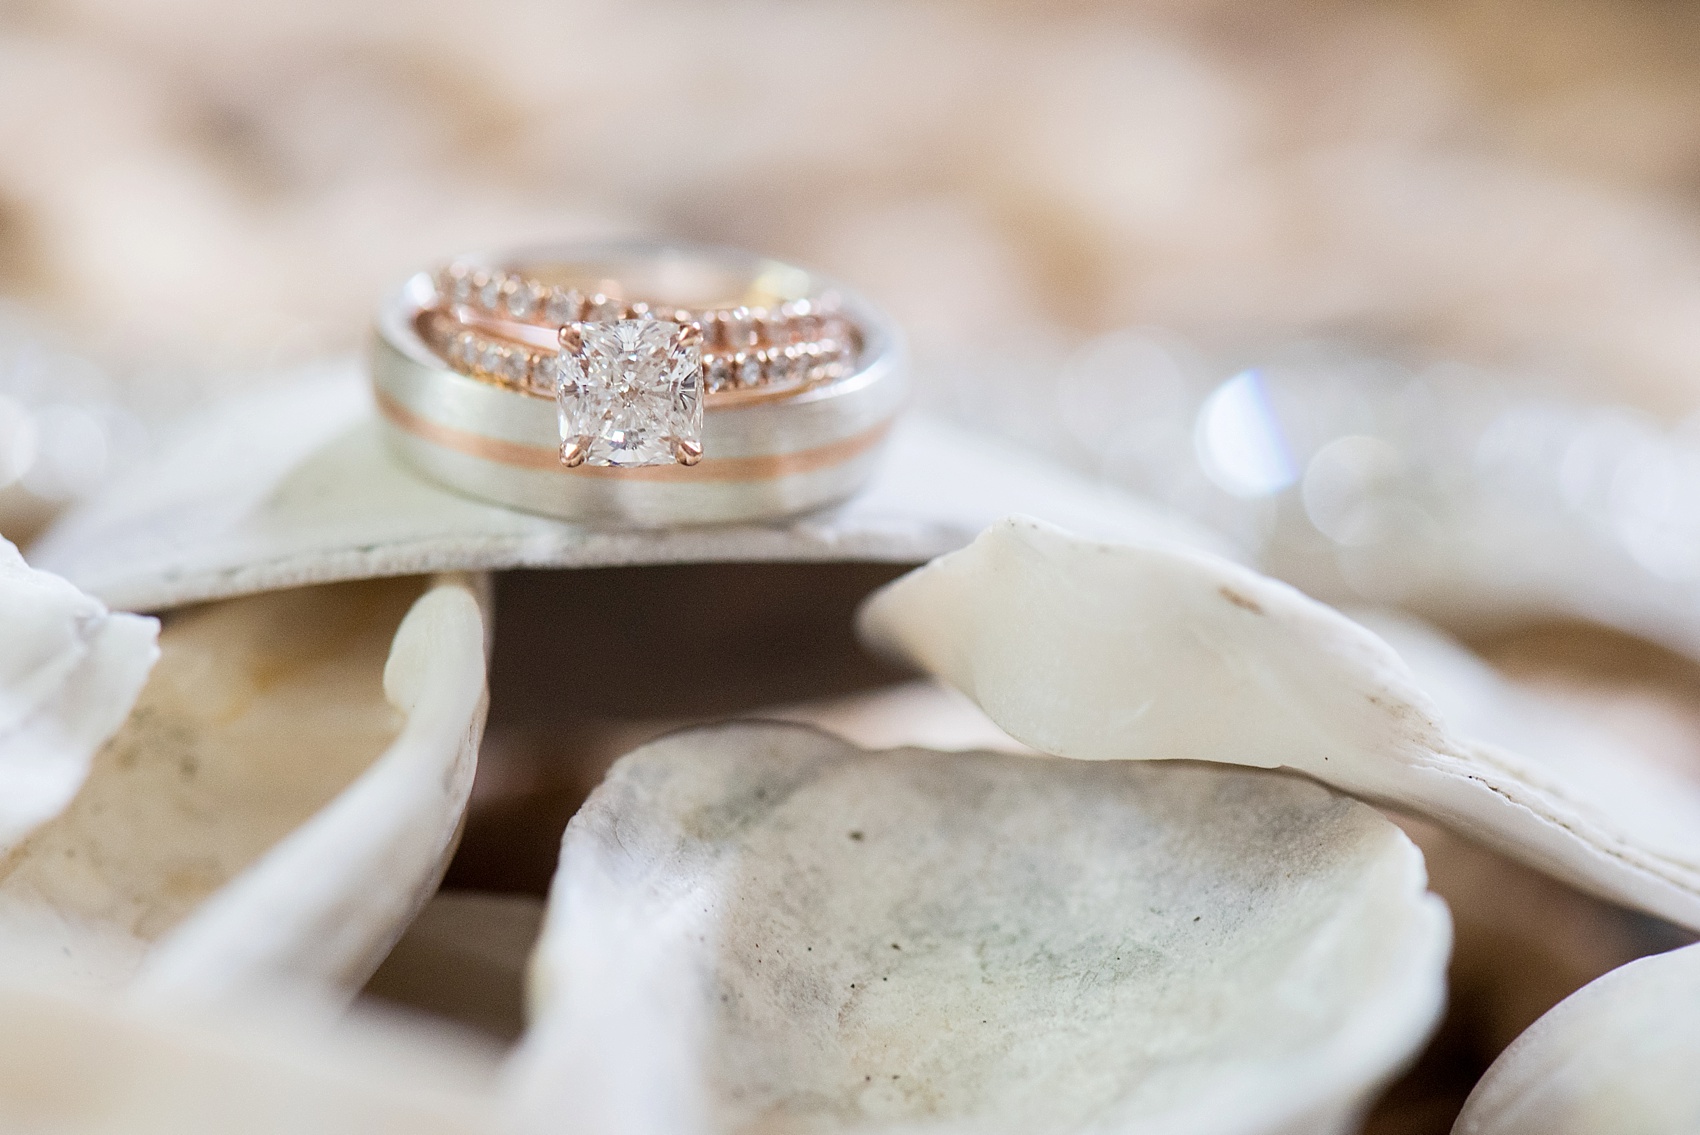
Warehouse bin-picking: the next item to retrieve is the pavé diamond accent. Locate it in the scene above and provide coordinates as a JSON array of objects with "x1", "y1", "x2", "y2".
[
  {"x1": 421, "y1": 264, "x2": 863, "y2": 411},
  {"x1": 765, "y1": 346, "x2": 796, "y2": 386},
  {"x1": 530, "y1": 353, "x2": 565, "y2": 397},
  {"x1": 736, "y1": 351, "x2": 762, "y2": 388},
  {"x1": 451, "y1": 331, "x2": 477, "y2": 368},
  {"x1": 705, "y1": 354, "x2": 732, "y2": 392},
  {"x1": 557, "y1": 320, "x2": 702, "y2": 467},
  {"x1": 500, "y1": 348, "x2": 530, "y2": 386},
  {"x1": 544, "y1": 289, "x2": 582, "y2": 324},
  {"x1": 446, "y1": 267, "x2": 475, "y2": 305},
  {"x1": 507, "y1": 282, "x2": 542, "y2": 319},
  {"x1": 585, "y1": 294, "x2": 625, "y2": 322}
]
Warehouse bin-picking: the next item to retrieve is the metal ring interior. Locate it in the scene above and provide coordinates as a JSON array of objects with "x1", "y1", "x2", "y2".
[{"x1": 370, "y1": 241, "x2": 908, "y2": 527}]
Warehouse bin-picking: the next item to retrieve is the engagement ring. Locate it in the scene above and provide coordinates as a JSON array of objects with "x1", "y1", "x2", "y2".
[{"x1": 370, "y1": 242, "x2": 906, "y2": 526}]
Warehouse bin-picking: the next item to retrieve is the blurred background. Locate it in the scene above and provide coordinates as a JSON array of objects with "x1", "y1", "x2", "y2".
[
  {"x1": 6, "y1": 3, "x2": 1700, "y2": 1131},
  {"x1": 4, "y1": 0, "x2": 1700, "y2": 537}
]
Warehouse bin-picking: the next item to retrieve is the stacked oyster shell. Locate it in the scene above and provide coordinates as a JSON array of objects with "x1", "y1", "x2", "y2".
[{"x1": 4, "y1": 371, "x2": 1695, "y2": 1133}]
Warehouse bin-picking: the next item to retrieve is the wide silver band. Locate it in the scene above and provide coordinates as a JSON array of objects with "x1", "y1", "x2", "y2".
[{"x1": 370, "y1": 242, "x2": 907, "y2": 527}]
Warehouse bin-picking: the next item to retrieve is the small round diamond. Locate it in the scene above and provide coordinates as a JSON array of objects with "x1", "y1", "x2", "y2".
[
  {"x1": 507, "y1": 283, "x2": 542, "y2": 320},
  {"x1": 478, "y1": 274, "x2": 505, "y2": 311},
  {"x1": 585, "y1": 294, "x2": 624, "y2": 321},
  {"x1": 478, "y1": 343, "x2": 507, "y2": 375},
  {"x1": 451, "y1": 332, "x2": 478, "y2": 368},
  {"x1": 530, "y1": 354, "x2": 566, "y2": 395},
  {"x1": 735, "y1": 351, "x2": 762, "y2": 388},
  {"x1": 447, "y1": 266, "x2": 476, "y2": 305},
  {"x1": 764, "y1": 346, "x2": 798, "y2": 386},
  {"x1": 501, "y1": 349, "x2": 530, "y2": 386},
  {"x1": 705, "y1": 354, "x2": 732, "y2": 392},
  {"x1": 545, "y1": 289, "x2": 581, "y2": 324}
]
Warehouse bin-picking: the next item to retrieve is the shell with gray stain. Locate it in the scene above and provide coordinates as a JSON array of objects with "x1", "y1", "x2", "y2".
[{"x1": 508, "y1": 721, "x2": 1449, "y2": 1135}]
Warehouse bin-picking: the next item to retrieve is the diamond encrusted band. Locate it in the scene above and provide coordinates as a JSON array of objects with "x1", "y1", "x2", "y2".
[
  {"x1": 435, "y1": 263, "x2": 860, "y2": 365},
  {"x1": 421, "y1": 307, "x2": 859, "y2": 405},
  {"x1": 423, "y1": 264, "x2": 863, "y2": 403},
  {"x1": 371, "y1": 241, "x2": 907, "y2": 526}
]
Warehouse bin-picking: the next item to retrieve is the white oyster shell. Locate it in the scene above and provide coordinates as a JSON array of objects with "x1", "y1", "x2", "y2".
[
  {"x1": 0, "y1": 575, "x2": 486, "y2": 1005},
  {"x1": 28, "y1": 366, "x2": 1219, "y2": 613},
  {"x1": 1354, "y1": 610, "x2": 1700, "y2": 886},
  {"x1": 509, "y1": 721, "x2": 1449, "y2": 1135},
  {"x1": 0, "y1": 538, "x2": 158, "y2": 851},
  {"x1": 1452, "y1": 941, "x2": 1700, "y2": 1135},
  {"x1": 858, "y1": 516, "x2": 1700, "y2": 932}
]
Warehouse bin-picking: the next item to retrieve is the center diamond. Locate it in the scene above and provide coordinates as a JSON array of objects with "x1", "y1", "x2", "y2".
[{"x1": 555, "y1": 319, "x2": 703, "y2": 467}]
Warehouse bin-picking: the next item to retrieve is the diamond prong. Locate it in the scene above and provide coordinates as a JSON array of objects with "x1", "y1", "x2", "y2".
[
  {"x1": 675, "y1": 439, "x2": 704, "y2": 466},
  {"x1": 559, "y1": 323, "x2": 583, "y2": 351},
  {"x1": 678, "y1": 323, "x2": 702, "y2": 348},
  {"x1": 560, "y1": 438, "x2": 588, "y2": 467}
]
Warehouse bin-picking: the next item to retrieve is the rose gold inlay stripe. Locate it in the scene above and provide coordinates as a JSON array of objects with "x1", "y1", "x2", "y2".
[{"x1": 376, "y1": 389, "x2": 891, "y2": 483}]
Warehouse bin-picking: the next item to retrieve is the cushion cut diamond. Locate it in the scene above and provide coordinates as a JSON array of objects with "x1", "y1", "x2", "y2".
[{"x1": 557, "y1": 320, "x2": 703, "y2": 467}]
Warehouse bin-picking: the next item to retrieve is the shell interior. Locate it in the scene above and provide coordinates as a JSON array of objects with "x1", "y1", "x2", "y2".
[
  {"x1": 0, "y1": 576, "x2": 485, "y2": 1005},
  {"x1": 512, "y1": 722, "x2": 1449, "y2": 1135}
]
